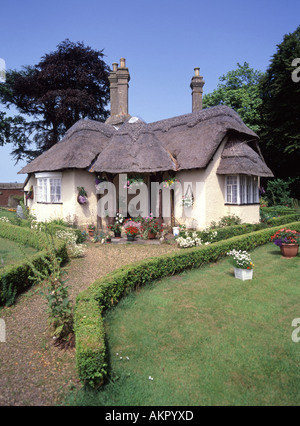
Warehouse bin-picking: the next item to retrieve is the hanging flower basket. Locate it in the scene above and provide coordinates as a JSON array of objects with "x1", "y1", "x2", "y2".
[
  {"x1": 26, "y1": 186, "x2": 34, "y2": 200},
  {"x1": 162, "y1": 177, "x2": 179, "y2": 188},
  {"x1": 77, "y1": 187, "x2": 88, "y2": 205}
]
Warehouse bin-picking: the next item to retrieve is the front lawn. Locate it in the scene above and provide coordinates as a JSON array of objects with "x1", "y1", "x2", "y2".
[
  {"x1": 0, "y1": 237, "x2": 38, "y2": 267},
  {"x1": 0, "y1": 207, "x2": 17, "y2": 222},
  {"x1": 69, "y1": 243, "x2": 300, "y2": 406}
]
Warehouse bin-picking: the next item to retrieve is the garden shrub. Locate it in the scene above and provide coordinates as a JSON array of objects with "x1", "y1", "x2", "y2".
[{"x1": 74, "y1": 221, "x2": 300, "y2": 388}]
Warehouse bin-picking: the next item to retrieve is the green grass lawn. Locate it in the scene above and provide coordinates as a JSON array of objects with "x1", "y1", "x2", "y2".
[
  {"x1": 68, "y1": 243, "x2": 300, "y2": 406},
  {"x1": 0, "y1": 237, "x2": 38, "y2": 267},
  {"x1": 0, "y1": 207, "x2": 18, "y2": 221}
]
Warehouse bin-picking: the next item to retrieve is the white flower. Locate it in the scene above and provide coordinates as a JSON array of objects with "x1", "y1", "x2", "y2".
[{"x1": 149, "y1": 376, "x2": 154, "y2": 380}]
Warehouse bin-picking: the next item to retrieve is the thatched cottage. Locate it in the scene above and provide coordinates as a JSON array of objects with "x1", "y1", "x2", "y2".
[{"x1": 19, "y1": 58, "x2": 273, "y2": 229}]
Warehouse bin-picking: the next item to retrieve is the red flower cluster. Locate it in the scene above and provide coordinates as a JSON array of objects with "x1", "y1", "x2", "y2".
[
  {"x1": 125, "y1": 226, "x2": 139, "y2": 236},
  {"x1": 271, "y1": 228, "x2": 300, "y2": 246}
]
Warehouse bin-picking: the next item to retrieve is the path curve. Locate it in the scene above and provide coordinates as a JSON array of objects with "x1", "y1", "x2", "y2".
[{"x1": 0, "y1": 242, "x2": 179, "y2": 406}]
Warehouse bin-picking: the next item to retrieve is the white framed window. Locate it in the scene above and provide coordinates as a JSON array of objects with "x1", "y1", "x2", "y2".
[
  {"x1": 226, "y1": 175, "x2": 238, "y2": 203},
  {"x1": 226, "y1": 175, "x2": 259, "y2": 205},
  {"x1": 35, "y1": 172, "x2": 62, "y2": 203}
]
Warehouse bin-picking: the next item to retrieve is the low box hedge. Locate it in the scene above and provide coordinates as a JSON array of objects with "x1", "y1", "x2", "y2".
[
  {"x1": 0, "y1": 222, "x2": 68, "y2": 306},
  {"x1": 74, "y1": 221, "x2": 300, "y2": 388},
  {"x1": 179, "y1": 213, "x2": 300, "y2": 244}
]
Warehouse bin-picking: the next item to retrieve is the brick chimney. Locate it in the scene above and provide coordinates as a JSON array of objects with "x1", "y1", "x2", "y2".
[
  {"x1": 106, "y1": 58, "x2": 131, "y2": 127},
  {"x1": 190, "y1": 67, "x2": 205, "y2": 112}
]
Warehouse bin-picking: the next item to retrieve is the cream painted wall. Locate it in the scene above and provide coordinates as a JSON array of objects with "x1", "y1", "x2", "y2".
[
  {"x1": 173, "y1": 136, "x2": 260, "y2": 229},
  {"x1": 24, "y1": 169, "x2": 98, "y2": 227}
]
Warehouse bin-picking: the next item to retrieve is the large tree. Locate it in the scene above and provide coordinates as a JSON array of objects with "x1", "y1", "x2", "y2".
[
  {"x1": 259, "y1": 26, "x2": 300, "y2": 197},
  {"x1": 203, "y1": 62, "x2": 264, "y2": 133},
  {"x1": 0, "y1": 39, "x2": 110, "y2": 161}
]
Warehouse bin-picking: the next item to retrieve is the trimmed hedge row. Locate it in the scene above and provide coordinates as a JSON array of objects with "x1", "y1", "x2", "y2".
[
  {"x1": 0, "y1": 222, "x2": 68, "y2": 306},
  {"x1": 74, "y1": 221, "x2": 300, "y2": 387},
  {"x1": 179, "y1": 213, "x2": 300, "y2": 243}
]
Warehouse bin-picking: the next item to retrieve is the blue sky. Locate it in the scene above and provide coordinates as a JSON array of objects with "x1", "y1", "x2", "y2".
[{"x1": 0, "y1": 0, "x2": 299, "y2": 182}]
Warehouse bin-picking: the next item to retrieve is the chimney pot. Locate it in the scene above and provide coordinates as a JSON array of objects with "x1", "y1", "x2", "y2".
[
  {"x1": 120, "y1": 58, "x2": 126, "y2": 68},
  {"x1": 190, "y1": 67, "x2": 205, "y2": 112},
  {"x1": 112, "y1": 62, "x2": 118, "y2": 72}
]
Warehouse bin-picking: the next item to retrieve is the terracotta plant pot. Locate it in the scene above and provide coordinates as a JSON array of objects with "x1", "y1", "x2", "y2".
[
  {"x1": 88, "y1": 230, "x2": 95, "y2": 237},
  {"x1": 280, "y1": 244, "x2": 299, "y2": 258},
  {"x1": 148, "y1": 232, "x2": 157, "y2": 239}
]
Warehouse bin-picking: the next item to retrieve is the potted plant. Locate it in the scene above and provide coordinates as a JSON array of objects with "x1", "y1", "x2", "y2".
[
  {"x1": 77, "y1": 187, "x2": 88, "y2": 205},
  {"x1": 106, "y1": 233, "x2": 113, "y2": 243},
  {"x1": 141, "y1": 214, "x2": 163, "y2": 239},
  {"x1": 270, "y1": 228, "x2": 300, "y2": 258},
  {"x1": 87, "y1": 223, "x2": 96, "y2": 237},
  {"x1": 125, "y1": 225, "x2": 139, "y2": 241},
  {"x1": 227, "y1": 249, "x2": 254, "y2": 280},
  {"x1": 108, "y1": 213, "x2": 124, "y2": 237}
]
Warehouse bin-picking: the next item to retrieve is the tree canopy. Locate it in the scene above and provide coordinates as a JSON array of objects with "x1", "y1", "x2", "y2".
[
  {"x1": 203, "y1": 62, "x2": 264, "y2": 133},
  {"x1": 0, "y1": 39, "x2": 110, "y2": 161},
  {"x1": 259, "y1": 25, "x2": 300, "y2": 197}
]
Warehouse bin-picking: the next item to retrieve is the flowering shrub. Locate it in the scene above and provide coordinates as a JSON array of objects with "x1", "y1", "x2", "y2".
[
  {"x1": 227, "y1": 249, "x2": 254, "y2": 269},
  {"x1": 108, "y1": 213, "x2": 124, "y2": 234},
  {"x1": 177, "y1": 229, "x2": 218, "y2": 248},
  {"x1": 270, "y1": 228, "x2": 300, "y2": 246},
  {"x1": 56, "y1": 230, "x2": 86, "y2": 258},
  {"x1": 140, "y1": 214, "x2": 163, "y2": 234},
  {"x1": 176, "y1": 231, "x2": 216, "y2": 248},
  {"x1": 0, "y1": 217, "x2": 10, "y2": 223}
]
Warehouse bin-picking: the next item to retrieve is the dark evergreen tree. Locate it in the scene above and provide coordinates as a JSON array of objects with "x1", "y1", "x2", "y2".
[
  {"x1": 259, "y1": 26, "x2": 300, "y2": 198},
  {"x1": 0, "y1": 39, "x2": 110, "y2": 161}
]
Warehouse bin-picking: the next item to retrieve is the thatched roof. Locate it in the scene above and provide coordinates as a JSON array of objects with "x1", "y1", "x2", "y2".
[
  {"x1": 18, "y1": 120, "x2": 115, "y2": 174},
  {"x1": 148, "y1": 105, "x2": 259, "y2": 170},
  {"x1": 93, "y1": 118, "x2": 176, "y2": 173},
  {"x1": 217, "y1": 136, "x2": 273, "y2": 177},
  {"x1": 18, "y1": 105, "x2": 272, "y2": 177}
]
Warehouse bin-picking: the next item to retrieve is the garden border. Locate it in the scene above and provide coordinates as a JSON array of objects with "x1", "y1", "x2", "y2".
[{"x1": 74, "y1": 221, "x2": 300, "y2": 387}]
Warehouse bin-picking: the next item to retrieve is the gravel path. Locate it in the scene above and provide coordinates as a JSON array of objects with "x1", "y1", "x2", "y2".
[{"x1": 0, "y1": 242, "x2": 179, "y2": 406}]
